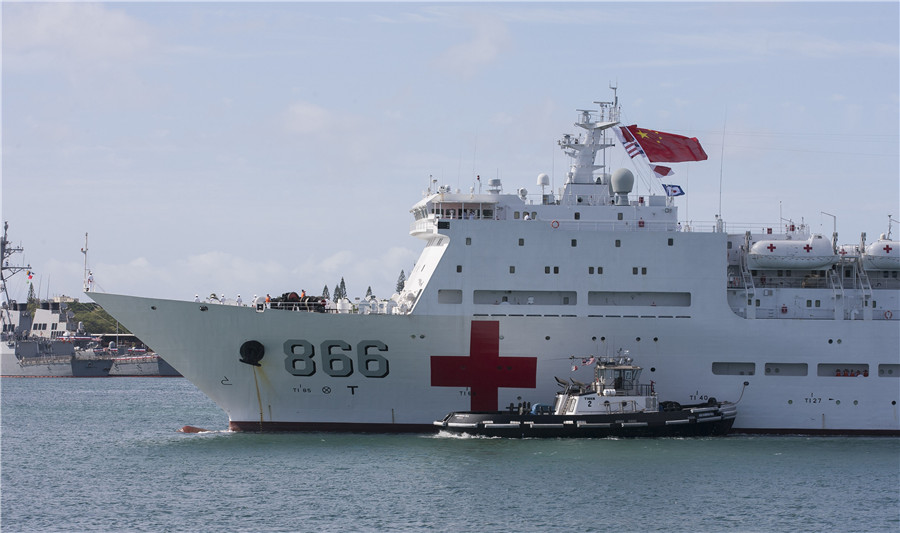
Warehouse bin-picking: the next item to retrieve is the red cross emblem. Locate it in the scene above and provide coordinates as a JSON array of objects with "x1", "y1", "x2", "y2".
[
  {"x1": 766, "y1": 243, "x2": 776, "y2": 252},
  {"x1": 430, "y1": 321, "x2": 537, "y2": 411},
  {"x1": 884, "y1": 244, "x2": 893, "y2": 254},
  {"x1": 803, "y1": 244, "x2": 813, "y2": 253},
  {"x1": 839, "y1": 249, "x2": 848, "y2": 256}
]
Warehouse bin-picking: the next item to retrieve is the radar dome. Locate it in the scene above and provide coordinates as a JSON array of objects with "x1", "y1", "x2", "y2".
[
  {"x1": 537, "y1": 173, "x2": 550, "y2": 186},
  {"x1": 610, "y1": 168, "x2": 634, "y2": 194}
]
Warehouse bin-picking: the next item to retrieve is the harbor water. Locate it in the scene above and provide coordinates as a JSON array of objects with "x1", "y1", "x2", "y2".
[{"x1": 2, "y1": 378, "x2": 898, "y2": 532}]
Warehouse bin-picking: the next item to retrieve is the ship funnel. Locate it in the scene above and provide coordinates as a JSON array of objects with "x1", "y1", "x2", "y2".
[{"x1": 611, "y1": 168, "x2": 634, "y2": 206}]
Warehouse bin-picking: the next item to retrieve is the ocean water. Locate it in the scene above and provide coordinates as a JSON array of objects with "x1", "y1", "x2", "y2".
[{"x1": 1, "y1": 378, "x2": 897, "y2": 533}]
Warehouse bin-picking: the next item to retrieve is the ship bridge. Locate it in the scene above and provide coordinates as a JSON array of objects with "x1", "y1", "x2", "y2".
[{"x1": 409, "y1": 177, "x2": 679, "y2": 239}]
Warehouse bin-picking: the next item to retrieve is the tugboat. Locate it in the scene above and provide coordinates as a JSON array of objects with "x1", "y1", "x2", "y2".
[{"x1": 434, "y1": 351, "x2": 738, "y2": 438}]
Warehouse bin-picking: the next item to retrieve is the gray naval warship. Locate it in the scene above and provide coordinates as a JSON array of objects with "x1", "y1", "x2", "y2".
[{"x1": 1, "y1": 222, "x2": 111, "y2": 377}]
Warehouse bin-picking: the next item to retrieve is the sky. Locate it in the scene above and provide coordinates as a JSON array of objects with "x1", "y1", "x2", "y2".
[{"x1": 2, "y1": 1, "x2": 898, "y2": 304}]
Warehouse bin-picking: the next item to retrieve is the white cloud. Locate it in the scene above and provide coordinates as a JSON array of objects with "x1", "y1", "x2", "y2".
[
  {"x1": 435, "y1": 13, "x2": 511, "y2": 79},
  {"x1": 4, "y1": 3, "x2": 152, "y2": 71},
  {"x1": 283, "y1": 101, "x2": 334, "y2": 135}
]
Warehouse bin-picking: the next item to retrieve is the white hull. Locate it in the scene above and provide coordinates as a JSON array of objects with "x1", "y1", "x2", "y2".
[{"x1": 89, "y1": 292, "x2": 900, "y2": 434}]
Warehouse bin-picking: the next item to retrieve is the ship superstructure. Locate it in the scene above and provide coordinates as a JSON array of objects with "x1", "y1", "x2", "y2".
[{"x1": 89, "y1": 94, "x2": 899, "y2": 434}]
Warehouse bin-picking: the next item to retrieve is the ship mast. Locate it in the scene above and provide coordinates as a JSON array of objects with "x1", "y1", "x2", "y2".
[
  {"x1": 1, "y1": 221, "x2": 32, "y2": 324},
  {"x1": 81, "y1": 233, "x2": 90, "y2": 292},
  {"x1": 593, "y1": 82, "x2": 620, "y2": 177}
]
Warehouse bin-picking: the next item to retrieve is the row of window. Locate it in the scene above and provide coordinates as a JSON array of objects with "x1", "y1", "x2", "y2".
[
  {"x1": 712, "y1": 362, "x2": 899, "y2": 377},
  {"x1": 455, "y1": 265, "x2": 648, "y2": 275},
  {"x1": 0, "y1": 322, "x2": 56, "y2": 332},
  {"x1": 511, "y1": 211, "x2": 642, "y2": 221},
  {"x1": 464, "y1": 237, "x2": 676, "y2": 248}
]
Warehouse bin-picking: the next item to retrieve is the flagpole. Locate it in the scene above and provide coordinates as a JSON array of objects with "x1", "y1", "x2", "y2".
[{"x1": 718, "y1": 107, "x2": 727, "y2": 222}]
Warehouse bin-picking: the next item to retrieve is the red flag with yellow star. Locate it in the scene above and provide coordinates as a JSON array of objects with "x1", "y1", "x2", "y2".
[{"x1": 623, "y1": 125, "x2": 708, "y2": 163}]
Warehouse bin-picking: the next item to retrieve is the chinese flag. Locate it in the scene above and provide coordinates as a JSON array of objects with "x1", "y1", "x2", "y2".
[{"x1": 624, "y1": 125, "x2": 708, "y2": 163}]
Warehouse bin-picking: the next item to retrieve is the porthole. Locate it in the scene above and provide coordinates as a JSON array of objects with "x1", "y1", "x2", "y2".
[
  {"x1": 545, "y1": 336, "x2": 551, "y2": 340},
  {"x1": 650, "y1": 367, "x2": 656, "y2": 372},
  {"x1": 199, "y1": 306, "x2": 208, "y2": 311},
  {"x1": 836, "y1": 400, "x2": 841, "y2": 405},
  {"x1": 788, "y1": 400, "x2": 793, "y2": 405},
  {"x1": 635, "y1": 337, "x2": 641, "y2": 342},
  {"x1": 653, "y1": 337, "x2": 658, "y2": 342},
  {"x1": 853, "y1": 400, "x2": 858, "y2": 405},
  {"x1": 151, "y1": 306, "x2": 157, "y2": 310}
]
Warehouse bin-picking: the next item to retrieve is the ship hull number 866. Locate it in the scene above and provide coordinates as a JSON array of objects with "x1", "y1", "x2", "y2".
[{"x1": 283, "y1": 340, "x2": 390, "y2": 378}]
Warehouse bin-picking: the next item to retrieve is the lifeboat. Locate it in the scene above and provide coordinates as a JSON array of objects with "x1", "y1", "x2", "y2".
[
  {"x1": 747, "y1": 234, "x2": 837, "y2": 270},
  {"x1": 863, "y1": 237, "x2": 899, "y2": 270}
]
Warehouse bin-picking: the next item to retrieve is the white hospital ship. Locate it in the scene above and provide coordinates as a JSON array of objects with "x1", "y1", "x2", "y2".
[{"x1": 91, "y1": 94, "x2": 899, "y2": 434}]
